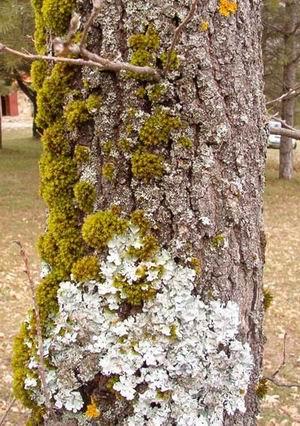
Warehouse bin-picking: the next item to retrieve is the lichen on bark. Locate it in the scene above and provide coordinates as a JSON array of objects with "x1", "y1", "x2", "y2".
[{"x1": 12, "y1": 0, "x2": 267, "y2": 425}]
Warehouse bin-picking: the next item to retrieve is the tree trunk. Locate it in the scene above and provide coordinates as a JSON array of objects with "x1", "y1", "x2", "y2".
[
  {"x1": 279, "y1": 0, "x2": 297, "y2": 180},
  {"x1": 12, "y1": 1, "x2": 266, "y2": 425}
]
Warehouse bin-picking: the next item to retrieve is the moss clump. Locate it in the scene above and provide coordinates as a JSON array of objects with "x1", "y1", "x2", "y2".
[
  {"x1": 131, "y1": 210, "x2": 150, "y2": 235},
  {"x1": 131, "y1": 151, "x2": 164, "y2": 181},
  {"x1": 71, "y1": 256, "x2": 100, "y2": 282},
  {"x1": 12, "y1": 321, "x2": 37, "y2": 409},
  {"x1": 74, "y1": 145, "x2": 90, "y2": 164},
  {"x1": 36, "y1": 63, "x2": 74, "y2": 129},
  {"x1": 127, "y1": 234, "x2": 159, "y2": 261},
  {"x1": 178, "y1": 136, "x2": 193, "y2": 149},
  {"x1": 263, "y1": 288, "x2": 273, "y2": 311},
  {"x1": 42, "y1": 0, "x2": 75, "y2": 35},
  {"x1": 35, "y1": 272, "x2": 62, "y2": 331},
  {"x1": 31, "y1": 0, "x2": 46, "y2": 54},
  {"x1": 31, "y1": 60, "x2": 48, "y2": 91},
  {"x1": 256, "y1": 378, "x2": 268, "y2": 399},
  {"x1": 41, "y1": 121, "x2": 71, "y2": 156},
  {"x1": 64, "y1": 99, "x2": 90, "y2": 130},
  {"x1": 190, "y1": 257, "x2": 201, "y2": 275},
  {"x1": 86, "y1": 94, "x2": 102, "y2": 113},
  {"x1": 113, "y1": 274, "x2": 157, "y2": 306},
  {"x1": 39, "y1": 154, "x2": 78, "y2": 207},
  {"x1": 82, "y1": 210, "x2": 128, "y2": 250},
  {"x1": 128, "y1": 24, "x2": 160, "y2": 80},
  {"x1": 139, "y1": 108, "x2": 181, "y2": 146},
  {"x1": 26, "y1": 407, "x2": 45, "y2": 426},
  {"x1": 146, "y1": 84, "x2": 167, "y2": 103},
  {"x1": 211, "y1": 234, "x2": 225, "y2": 249},
  {"x1": 102, "y1": 162, "x2": 115, "y2": 181},
  {"x1": 160, "y1": 50, "x2": 180, "y2": 70},
  {"x1": 74, "y1": 180, "x2": 96, "y2": 213}
]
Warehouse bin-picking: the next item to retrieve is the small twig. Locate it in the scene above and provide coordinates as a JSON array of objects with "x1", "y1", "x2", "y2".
[
  {"x1": 267, "y1": 84, "x2": 300, "y2": 105},
  {"x1": 0, "y1": 42, "x2": 160, "y2": 81},
  {"x1": 264, "y1": 332, "x2": 300, "y2": 389},
  {"x1": 80, "y1": 0, "x2": 104, "y2": 48},
  {"x1": 0, "y1": 397, "x2": 16, "y2": 426},
  {"x1": 14, "y1": 242, "x2": 52, "y2": 414},
  {"x1": 270, "y1": 116, "x2": 295, "y2": 131},
  {"x1": 166, "y1": 0, "x2": 198, "y2": 70}
]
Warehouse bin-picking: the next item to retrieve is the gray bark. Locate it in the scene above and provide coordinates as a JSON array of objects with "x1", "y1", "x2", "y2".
[
  {"x1": 76, "y1": 0, "x2": 266, "y2": 423},
  {"x1": 279, "y1": 0, "x2": 298, "y2": 179}
]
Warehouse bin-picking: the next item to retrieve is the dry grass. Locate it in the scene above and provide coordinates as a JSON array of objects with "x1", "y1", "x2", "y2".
[{"x1": 0, "y1": 130, "x2": 299, "y2": 425}]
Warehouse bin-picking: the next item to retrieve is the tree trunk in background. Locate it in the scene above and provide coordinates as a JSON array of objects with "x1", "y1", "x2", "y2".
[
  {"x1": 13, "y1": 1, "x2": 267, "y2": 425},
  {"x1": 0, "y1": 100, "x2": 2, "y2": 149},
  {"x1": 280, "y1": 0, "x2": 297, "y2": 180}
]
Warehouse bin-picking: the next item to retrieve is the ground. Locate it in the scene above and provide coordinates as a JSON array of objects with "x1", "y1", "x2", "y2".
[{"x1": 0, "y1": 127, "x2": 299, "y2": 425}]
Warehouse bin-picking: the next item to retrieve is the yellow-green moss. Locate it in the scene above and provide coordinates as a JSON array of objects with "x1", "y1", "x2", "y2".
[
  {"x1": 39, "y1": 154, "x2": 78, "y2": 207},
  {"x1": 146, "y1": 84, "x2": 167, "y2": 103},
  {"x1": 178, "y1": 136, "x2": 193, "y2": 149},
  {"x1": 36, "y1": 63, "x2": 74, "y2": 129},
  {"x1": 71, "y1": 256, "x2": 100, "y2": 282},
  {"x1": 86, "y1": 94, "x2": 102, "y2": 113},
  {"x1": 31, "y1": 0, "x2": 46, "y2": 54},
  {"x1": 169, "y1": 324, "x2": 178, "y2": 340},
  {"x1": 74, "y1": 145, "x2": 90, "y2": 164},
  {"x1": 263, "y1": 288, "x2": 273, "y2": 311},
  {"x1": 130, "y1": 210, "x2": 150, "y2": 235},
  {"x1": 74, "y1": 180, "x2": 96, "y2": 213},
  {"x1": 256, "y1": 378, "x2": 268, "y2": 399},
  {"x1": 64, "y1": 99, "x2": 90, "y2": 130},
  {"x1": 41, "y1": 0, "x2": 75, "y2": 36},
  {"x1": 190, "y1": 257, "x2": 201, "y2": 275},
  {"x1": 211, "y1": 234, "x2": 225, "y2": 249},
  {"x1": 127, "y1": 234, "x2": 159, "y2": 261},
  {"x1": 139, "y1": 108, "x2": 181, "y2": 146},
  {"x1": 41, "y1": 121, "x2": 71, "y2": 156},
  {"x1": 82, "y1": 210, "x2": 128, "y2": 250},
  {"x1": 113, "y1": 274, "x2": 157, "y2": 306},
  {"x1": 31, "y1": 60, "x2": 48, "y2": 91},
  {"x1": 160, "y1": 50, "x2": 180, "y2": 71},
  {"x1": 131, "y1": 151, "x2": 164, "y2": 181},
  {"x1": 106, "y1": 376, "x2": 120, "y2": 391},
  {"x1": 35, "y1": 272, "x2": 61, "y2": 331},
  {"x1": 102, "y1": 162, "x2": 115, "y2": 181},
  {"x1": 26, "y1": 407, "x2": 45, "y2": 426}
]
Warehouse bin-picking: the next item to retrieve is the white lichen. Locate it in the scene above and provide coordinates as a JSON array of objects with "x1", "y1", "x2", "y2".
[{"x1": 25, "y1": 226, "x2": 253, "y2": 424}]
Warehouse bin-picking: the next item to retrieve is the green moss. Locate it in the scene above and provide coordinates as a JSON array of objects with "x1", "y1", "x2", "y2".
[
  {"x1": 211, "y1": 234, "x2": 225, "y2": 249},
  {"x1": 74, "y1": 181, "x2": 96, "y2": 213},
  {"x1": 71, "y1": 256, "x2": 100, "y2": 282},
  {"x1": 86, "y1": 94, "x2": 102, "y2": 113},
  {"x1": 130, "y1": 210, "x2": 150, "y2": 235},
  {"x1": 263, "y1": 288, "x2": 273, "y2": 311},
  {"x1": 12, "y1": 321, "x2": 36, "y2": 408},
  {"x1": 156, "y1": 390, "x2": 172, "y2": 401},
  {"x1": 256, "y1": 378, "x2": 268, "y2": 399},
  {"x1": 135, "y1": 87, "x2": 146, "y2": 98},
  {"x1": 26, "y1": 407, "x2": 45, "y2": 426},
  {"x1": 74, "y1": 145, "x2": 90, "y2": 164},
  {"x1": 118, "y1": 138, "x2": 134, "y2": 153},
  {"x1": 139, "y1": 108, "x2": 181, "y2": 146},
  {"x1": 127, "y1": 234, "x2": 159, "y2": 261},
  {"x1": 35, "y1": 272, "x2": 61, "y2": 331},
  {"x1": 31, "y1": 0, "x2": 46, "y2": 54},
  {"x1": 146, "y1": 84, "x2": 167, "y2": 103},
  {"x1": 36, "y1": 63, "x2": 74, "y2": 129},
  {"x1": 102, "y1": 162, "x2": 115, "y2": 181},
  {"x1": 102, "y1": 141, "x2": 113, "y2": 156},
  {"x1": 31, "y1": 60, "x2": 48, "y2": 91},
  {"x1": 39, "y1": 154, "x2": 78, "y2": 207},
  {"x1": 38, "y1": 231, "x2": 59, "y2": 266},
  {"x1": 161, "y1": 50, "x2": 180, "y2": 70},
  {"x1": 82, "y1": 210, "x2": 128, "y2": 250},
  {"x1": 178, "y1": 136, "x2": 193, "y2": 149},
  {"x1": 169, "y1": 324, "x2": 178, "y2": 340},
  {"x1": 113, "y1": 274, "x2": 157, "y2": 306},
  {"x1": 41, "y1": 121, "x2": 71, "y2": 156},
  {"x1": 42, "y1": 0, "x2": 75, "y2": 36},
  {"x1": 190, "y1": 257, "x2": 201, "y2": 275},
  {"x1": 106, "y1": 376, "x2": 120, "y2": 392},
  {"x1": 131, "y1": 151, "x2": 164, "y2": 181},
  {"x1": 64, "y1": 99, "x2": 90, "y2": 130}
]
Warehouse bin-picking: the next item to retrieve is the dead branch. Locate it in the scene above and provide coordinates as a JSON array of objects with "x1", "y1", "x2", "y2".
[
  {"x1": 0, "y1": 398, "x2": 16, "y2": 426},
  {"x1": 80, "y1": 0, "x2": 104, "y2": 48},
  {"x1": 267, "y1": 84, "x2": 300, "y2": 106},
  {"x1": 0, "y1": 43, "x2": 160, "y2": 81},
  {"x1": 14, "y1": 241, "x2": 52, "y2": 414},
  {"x1": 270, "y1": 115, "x2": 295, "y2": 131},
  {"x1": 269, "y1": 126, "x2": 300, "y2": 140},
  {"x1": 264, "y1": 332, "x2": 300, "y2": 389},
  {"x1": 166, "y1": 0, "x2": 198, "y2": 70}
]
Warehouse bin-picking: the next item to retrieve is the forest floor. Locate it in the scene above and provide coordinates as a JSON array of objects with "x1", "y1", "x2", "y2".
[{"x1": 0, "y1": 129, "x2": 299, "y2": 425}]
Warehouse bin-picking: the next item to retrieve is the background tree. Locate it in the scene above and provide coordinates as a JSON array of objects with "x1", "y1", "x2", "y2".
[
  {"x1": 263, "y1": 0, "x2": 300, "y2": 179},
  {"x1": 0, "y1": 0, "x2": 38, "y2": 137},
  {"x1": 10, "y1": 0, "x2": 267, "y2": 424}
]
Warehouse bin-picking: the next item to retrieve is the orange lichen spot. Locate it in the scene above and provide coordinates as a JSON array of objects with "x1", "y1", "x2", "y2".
[
  {"x1": 199, "y1": 21, "x2": 209, "y2": 32},
  {"x1": 218, "y1": 0, "x2": 238, "y2": 17},
  {"x1": 86, "y1": 401, "x2": 101, "y2": 418}
]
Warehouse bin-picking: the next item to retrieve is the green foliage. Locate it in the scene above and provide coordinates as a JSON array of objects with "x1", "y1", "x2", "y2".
[
  {"x1": 82, "y1": 210, "x2": 128, "y2": 250},
  {"x1": 131, "y1": 151, "x2": 164, "y2": 181},
  {"x1": 71, "y1": 256, "x2": 100, "y2": 282},
  {"x1": 74, "y1": 180, "x2": 96, "y2": 213}
]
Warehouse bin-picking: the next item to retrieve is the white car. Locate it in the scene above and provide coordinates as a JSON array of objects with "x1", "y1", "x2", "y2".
[{"x1": 268, "y1": 119, "x2": 297, "y2": 149}]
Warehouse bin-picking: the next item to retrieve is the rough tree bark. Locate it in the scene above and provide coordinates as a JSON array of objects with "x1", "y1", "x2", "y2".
[
  {"x1": 12, "y1": 1, "x2": 267, "y2": 425},
  {"x1": 279, "y1": 0, "x2": 298, "y2": 180}
]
